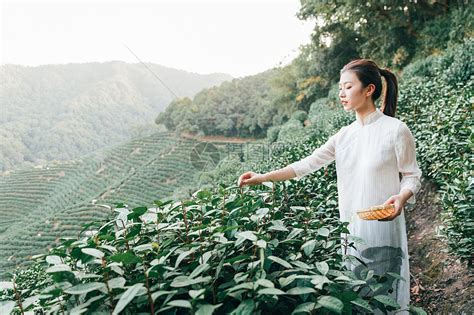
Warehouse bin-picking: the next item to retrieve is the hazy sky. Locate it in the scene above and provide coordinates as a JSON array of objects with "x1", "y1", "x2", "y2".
[{"x1": 1, "y1": 0, "x2": 315, "y2": 78}]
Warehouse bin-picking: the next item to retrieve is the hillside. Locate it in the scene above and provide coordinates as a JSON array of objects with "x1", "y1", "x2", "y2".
[
  {"x1": 0, "y1": 131, "x2": 242, "y2": 279},
  {"x1": 0, "y1": 62, "x2": 232, "y2": 171}
]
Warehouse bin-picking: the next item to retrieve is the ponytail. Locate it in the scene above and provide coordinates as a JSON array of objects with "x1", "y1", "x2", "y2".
[{"x1": 379, "y1": 68, "x2": 398, "y2": 117}]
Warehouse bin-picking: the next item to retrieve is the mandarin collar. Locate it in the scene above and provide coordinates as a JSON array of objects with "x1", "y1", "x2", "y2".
[{"x1": 356, "y1": 108, "x2": 384, "y2": 126}]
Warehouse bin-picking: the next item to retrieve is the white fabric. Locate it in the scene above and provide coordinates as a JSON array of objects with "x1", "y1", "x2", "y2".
[{"x1": 288, "y1": 108, "x2": 422, "y2": 313}]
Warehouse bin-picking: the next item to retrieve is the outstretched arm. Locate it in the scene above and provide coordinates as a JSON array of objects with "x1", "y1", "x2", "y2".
[{"x1": 238, "y1": 166, "x2": 297, "y2": 187}]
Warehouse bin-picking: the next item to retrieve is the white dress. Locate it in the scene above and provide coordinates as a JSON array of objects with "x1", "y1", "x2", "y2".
[{"x1": 288, "y1": 108, "x2": 422, "y2": 314}]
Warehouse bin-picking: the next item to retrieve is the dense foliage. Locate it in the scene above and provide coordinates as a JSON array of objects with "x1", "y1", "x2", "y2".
[
  {"x1": 156, "y1": 70, "x2": 297, "y2": 138},
  {"x1": 0, "y1": 186, "x2": 426, "y2": 314},
  {"x1": 397, "y1": 39, "x2": 473, "y2": 263},
  {"x1": 0, "y1": 62, "x2": 231, "y2": 171}
]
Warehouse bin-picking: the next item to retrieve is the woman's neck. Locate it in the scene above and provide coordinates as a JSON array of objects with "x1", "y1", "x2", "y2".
[{"x1": 355, "y1": 105, "x2": 377, "y2": 121}]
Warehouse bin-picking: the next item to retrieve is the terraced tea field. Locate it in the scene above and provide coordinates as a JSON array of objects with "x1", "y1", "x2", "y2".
[{"x1": 0, "y1": 131, "x2": 241, "y2": 278}]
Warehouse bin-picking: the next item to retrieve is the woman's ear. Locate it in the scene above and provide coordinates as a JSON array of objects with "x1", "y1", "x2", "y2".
[{"x1": 366, "y1": 84, "x2": 376, "y2": 97}]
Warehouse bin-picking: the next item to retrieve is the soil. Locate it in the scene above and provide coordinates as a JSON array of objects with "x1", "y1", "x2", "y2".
[{"x1": 406, "y1": 179, "x2": 473, "y2": 314}]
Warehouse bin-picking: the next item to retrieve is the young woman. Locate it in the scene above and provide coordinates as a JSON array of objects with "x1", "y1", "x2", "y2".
[{"x1": 237, "y1": 59, "x2": 422, "y2": 313}]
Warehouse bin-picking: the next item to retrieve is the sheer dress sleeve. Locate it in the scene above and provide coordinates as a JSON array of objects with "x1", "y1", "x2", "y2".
[{"x1": 395, "y1": 122, "x2": 422, "y2": 204}]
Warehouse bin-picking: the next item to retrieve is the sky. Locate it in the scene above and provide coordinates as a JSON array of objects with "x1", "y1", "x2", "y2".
[{"x1": 0, "y1": 0, "x2": 315, "y2": 78}]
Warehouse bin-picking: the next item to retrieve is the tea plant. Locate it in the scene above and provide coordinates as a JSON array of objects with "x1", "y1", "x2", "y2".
[{"x1": 0, "y1": 184, "x2": 423, "y2": 314}]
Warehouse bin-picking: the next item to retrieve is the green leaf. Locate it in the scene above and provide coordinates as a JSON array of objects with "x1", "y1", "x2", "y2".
[
  {"x1": 287, "y1": 287, "x2": 316, "y2": 295},
  {"x1": 46, "y1": 255, "x2": 62, "y2": 265},
  {"x1": 301, "y1": 240, "x2": 316, "y2": 256},
  {"x1": 170, "y1": 276, "x2": 212, "y2": 288},
  {"x1": 133, "y1": 244, "x2": 153, "y2": 252},
  {"x1": 128, "y1": 206, "x2": 148, "y2": 219},
  {"x1": 224, "y1": 255, "x2": 250, "y2": 264},
  {"x1": 64, "y1": 282, "x2": 106, "y2": 295},
  {"x1": 81, "y1": 248, "x2": 105, "y2": 259},
  {"x1": 256, "y1": 239, "x2": 267, "y2": 248},
  {"x1": 107, "y1": 277, "x2": 126, "y2": 289},
  {"x1": 22, "y1": 295, "x2": 40, "y2": 309},
  {"x1": 258, "y1": 288, "x2": 286, "y2": 295},
  {"x1": 317, "y1": 295, "x2": 344, "y2": 314},
  {"x1": 387, "y1": 272, "x2": 406, "y2": 282},
  {"x1": 189, "y1": 263, "x2": 210, "y2": 279},
  {"x1": 196, "y1": 303, "x2": 222, "y2": 315},
  {"x1": 292, "y1": 302, "x2": 317, "y2": 314},
  {"x1": 236, "y1": 231, "x2": 257, "y2": 241},
  {"x1": 291, "y1": 260, "x2": 312, "y2": 270},
  {"x1": 46, "y1": 264, "x2": 72, "y2": 273},
  {"x1": 286, "y1": 228, "x2": 303, "y2": 240},
  {"x1": 151, "y1": 290, "x2": 177, "y2": 302},
  {"x1": 268, "y1": 256, "x2": 292, "y2": 269},
  {"x1": 317, "y1": 227, "x2": 330, "y2": 237},
  {"x1": 110, "y1": 251, "x2": 141, "y2": 265},
  {"x1": 373, "y1": 295, "x2": 400, "y2": 308},
  {"x1": 168, "y1": 300, "x2": 192, "y2": 309},
  {"x1": 269, "y1": 220, "x2": 288, "y2": 231},
  {"x1": 112, "y1": 283, "x2": 144, "y2": 314},
  {"x1": 316, "y1": 261, "x2": 329, "y2": 275},
  {"x1": 189, "y1": 289, "x2": 205, "y2": 299},
  {"x1": 175, "y1": 248, "x2": 197, "y2": 268},
  {"x1": 350, "y1": 298, "x2": 373, "y2": 312},
  {"x1": 255, "y1": 279, "x2": 274, "y2": 288},
  {"x1": 409, "y1": 305, "x2": 428, "y2": 315},
  {"x1": 230, "y1": 299, "x2": 255, "y2": 315}
]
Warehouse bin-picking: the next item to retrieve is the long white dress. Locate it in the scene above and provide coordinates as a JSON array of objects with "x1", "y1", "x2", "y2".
[{"x1": 288, "y1": 108, "x2": 422, "y2": 314}]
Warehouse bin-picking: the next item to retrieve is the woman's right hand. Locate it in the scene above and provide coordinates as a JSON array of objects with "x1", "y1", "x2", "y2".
[{"x1": 238, "y1": 171, "x2": 266, "y2": 187}]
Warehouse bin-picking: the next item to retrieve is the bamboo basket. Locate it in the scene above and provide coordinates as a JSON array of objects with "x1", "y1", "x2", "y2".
[{"x1": 356, "y1": 204, "x2": 396, "y2": 220}]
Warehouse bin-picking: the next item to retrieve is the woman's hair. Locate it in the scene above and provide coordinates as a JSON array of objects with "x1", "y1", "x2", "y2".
[{"x1": 340, "y1": 59, "x2": 398, "y2": 117}]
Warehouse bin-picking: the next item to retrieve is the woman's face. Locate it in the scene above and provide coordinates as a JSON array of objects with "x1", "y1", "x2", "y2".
[{"x1": 338, "y1": 70, "x2": 374, "y2": 112}]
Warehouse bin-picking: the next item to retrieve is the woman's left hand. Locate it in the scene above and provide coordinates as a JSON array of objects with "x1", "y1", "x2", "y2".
[{"x1": 379, "y1": 194, "x2": 404, "y2": 221}]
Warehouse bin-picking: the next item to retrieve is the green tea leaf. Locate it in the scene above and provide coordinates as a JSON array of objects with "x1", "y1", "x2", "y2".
[
  {"x1": 287, "y1": 287, "x2": 316, "y2": 295},
  {"x1": 112, "y1": 283, "x2": 144, "y2": 314},
  {"x1": 315, "y1": 261, "x2": 329, "y2": 275},
  {"x1": 196, "y1": 303, "x2": 222, "y2": 315},
  {"x1": 301, "y1": 240, "x2": 316, "y2": 256},
  {"x1": 236, "y1": 231, "x2": 257, "y2": 241},
  {"x1": 46, "y1": 264, "x2": 72, "y2": 273},
  {"x1": 291, "y1": 302, "x2": 317, "y2": 314},
  {"x1": 373, "y1": 295, "x2": 400, "y2": 308},
  {"x1": 110, "y1": 251, "x2": 141, "y2": 265},
  {"x1": 64, "y1": 282, "x2": 105, "y2": 295},
  {"x1": 317, "y1": 295, "x2": 343, "y2": 314},
  {"x1": 230, "y1": 299, "x2": 255, "y2": 315},
  {"x1": 168, "y1": 299, "x2": 192, "y2": 309},
  {"x1": 175, "y1": 248, "x2": 197, "y2": 268},
  {"x1": 409, "y1": 305, "x2": 428, "y2": 315},
  {"x1": 258, "y1": 288, "x2": 286, "y2": 295},
  {"x1": 350, "y1": 298, "x2": 373, "y2": 312},
  {"x1": 268, "y1": 256, "x2": 292, "y2": 269},
  {"x1": 81, "y1": 248, "x2": 105, "y2": 259},
  {"x1": 317, "y1": 227, "x2": 330, "y2": 237},
  {"x1": 189, "y1": 288, "x2": 205, "y2": 299}
]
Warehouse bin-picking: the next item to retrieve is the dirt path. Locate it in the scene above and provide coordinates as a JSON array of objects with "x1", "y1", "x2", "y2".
[{"x1": 406, "y1": 179, "x2": 473, "y2": 313}]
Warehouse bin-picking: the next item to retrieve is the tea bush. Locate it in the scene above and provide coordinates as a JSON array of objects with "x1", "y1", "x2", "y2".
[
  {"x1": 0, "y1": 185, "x2": 426, "y2": 314},
  {"x1": 398, "y1": 39, "x2": 473, "y2": 264}
]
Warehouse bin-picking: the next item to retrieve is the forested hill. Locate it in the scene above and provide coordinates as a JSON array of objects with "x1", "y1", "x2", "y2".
[{"x1": 0, "y1": 61, "x2": 232, "y2": 171}]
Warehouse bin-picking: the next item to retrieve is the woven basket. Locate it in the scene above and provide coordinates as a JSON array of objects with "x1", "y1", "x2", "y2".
[{"x1": 356, "y1": 204, "x2": 396, "y2": 220}]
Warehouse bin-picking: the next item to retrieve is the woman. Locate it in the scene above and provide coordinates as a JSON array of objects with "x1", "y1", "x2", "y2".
[{"x1": 237, "y1": 59, "x2": 422, "y2": 313}]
